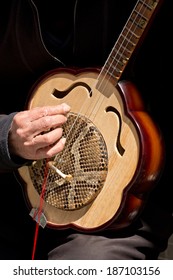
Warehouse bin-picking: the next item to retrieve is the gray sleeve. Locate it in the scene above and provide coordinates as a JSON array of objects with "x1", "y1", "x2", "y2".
[{"x1": 0, "y1": 113, "x2": 29, "y2": 171}]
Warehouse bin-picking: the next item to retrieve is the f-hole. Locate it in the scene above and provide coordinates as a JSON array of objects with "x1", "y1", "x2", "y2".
[
  {"x1": 52, "y1": 82, "x2": 92, "y2": 99},
  {"x1": 106, "y1": 106, "x2": 125, "y2": 156}
]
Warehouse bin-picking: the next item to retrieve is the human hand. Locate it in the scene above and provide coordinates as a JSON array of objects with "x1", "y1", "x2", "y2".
[{"x1": 8, "y1": 103, "x2": 71, "y2": 160}]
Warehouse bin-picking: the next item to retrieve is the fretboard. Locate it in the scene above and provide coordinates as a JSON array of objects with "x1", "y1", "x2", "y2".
[{"x1": 100, "y1": 0, "x2": 161, "y2": 86}]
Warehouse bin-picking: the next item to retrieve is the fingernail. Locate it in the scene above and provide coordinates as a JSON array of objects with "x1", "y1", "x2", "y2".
[
  {"x1": 62, "y1": 103, "x2": 71, "y2": 112},
  {"x1": 61, "y1": 137, "x2": 66, "y2": 145}
]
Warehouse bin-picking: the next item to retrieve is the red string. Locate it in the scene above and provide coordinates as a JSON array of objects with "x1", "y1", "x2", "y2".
[{"x1": 31, "y1": 160, "x2": 49, "y2": 260}]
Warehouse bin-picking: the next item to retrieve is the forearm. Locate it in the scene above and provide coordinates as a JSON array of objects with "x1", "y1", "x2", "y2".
[{"x1": 0, "y1": 113, "x2": 28, "y2": 171}]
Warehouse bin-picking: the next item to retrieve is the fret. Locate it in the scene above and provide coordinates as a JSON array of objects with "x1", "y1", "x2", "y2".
[
  {"x1": 105, "y1": 43, "x2": 133, "y2": 77},
  {"x1": 120, "y1": 33, "x2": 137, "y2": 47},
  {"x1": 129, "y1": 14, "x2": 147, "y2": 30},
  {"x1": 140, "y1": 0, "x2": 158, "y2": 10},
  {"x1": 98, "y1": 70, "x2": 119, "y2": 89},
  {"x1": 103, "y1": 53, "x2": 128, "y2": 81},
  {"x1": 111, "y1": 50, "x2": 129, "y2": 64},
  {"x1": 116, "y1": 40, "x2": 134, "y2": 55},
  {"x1": 113, "y1": 44, "x2": 132, "y2": 55},
  {"x1": 104, "y1": 57, "x2": 123, "y2": 74},
  {"x1": 101, "y1": 65, "x2": 121, "y2": 81},
  {"x1": 110, "y1": 58, "x2": 125, "y2": 70},
  {"x1": 136, "y1": 1, "x2": 156, "y2": 19},
  {"x1": 133, "y1": 10, "x2": 148, "y2": 22},
  {"x1": 124, "y1": 27, "x2": 140, "y2": 39},
  {"x1": 107, "y1": 64, "x2": 122, "y2": 75},
  {"x1": 105, "y1": 53, "x2": 124, "y2": 70},
  {"x1": 125, "y1": 21, "x2": 143, "y2": 38}
]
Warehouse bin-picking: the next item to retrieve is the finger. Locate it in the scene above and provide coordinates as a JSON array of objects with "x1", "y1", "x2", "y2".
[
  {"x1": 27, "y1": 114, "x2": 67, "y2": 136},
  {"x1": 35, "y1": 137, "x2": 66, "y2": 159},
  {"x1": 24, "y1": 127, "x2": 63, "y2": 149},
  {"x1": 11, "y1": 103, "x2": 70, "y2": 130},
  {"x1": 28, "y1": 103, "x2": 71, "y2": 122}
]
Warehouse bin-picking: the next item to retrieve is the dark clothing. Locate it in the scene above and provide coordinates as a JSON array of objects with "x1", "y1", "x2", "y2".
[{"x1": 0, "y1": 0, "x2": 173, "y2": 259}]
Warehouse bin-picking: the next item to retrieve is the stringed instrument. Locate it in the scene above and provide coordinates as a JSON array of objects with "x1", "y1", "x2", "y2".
[{"x1": 18, "y1": 0, "x2": 164, "y2": 231}]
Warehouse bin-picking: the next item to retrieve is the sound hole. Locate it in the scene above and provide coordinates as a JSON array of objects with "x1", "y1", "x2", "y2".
[{"x1": 29, "y1": 113, "x2": 108, "y2": 210}]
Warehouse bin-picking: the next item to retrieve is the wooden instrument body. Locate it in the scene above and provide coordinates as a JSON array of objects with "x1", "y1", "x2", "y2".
[{"x1": 18, "y1": 67, "x2": 164, "y2": 231}]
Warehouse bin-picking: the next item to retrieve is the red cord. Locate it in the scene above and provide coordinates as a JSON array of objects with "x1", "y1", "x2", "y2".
[{"x1": 31, "y1": 160, "x2": 49, "y2": 260}]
